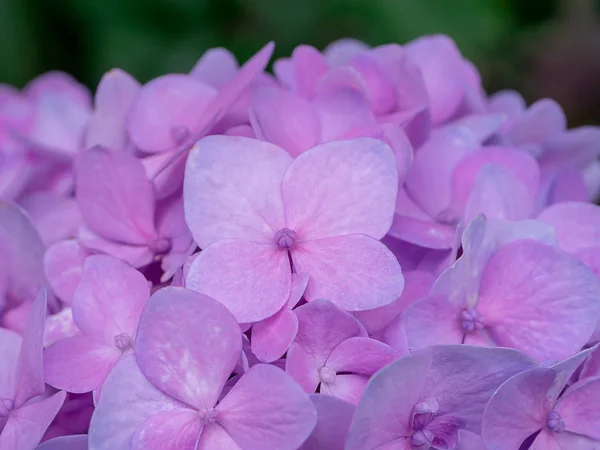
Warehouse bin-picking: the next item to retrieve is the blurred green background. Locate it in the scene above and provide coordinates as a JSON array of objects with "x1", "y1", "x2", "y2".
[{"x1": 2, "y1": 0, "x2": 600, "y2": 125}]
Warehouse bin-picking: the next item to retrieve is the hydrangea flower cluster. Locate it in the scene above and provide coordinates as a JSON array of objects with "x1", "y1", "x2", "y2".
[{"x1": 1, "y1": 36, "x2": 600, "y2": 450}]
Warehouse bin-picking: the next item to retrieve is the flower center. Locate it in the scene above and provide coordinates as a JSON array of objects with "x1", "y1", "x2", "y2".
[
  {"x1": 411, "y1": 399, "x2": 439, "y2": 430},
  {"x1": 198, "y1": 408, "x2": 218, "y2": 425},
  {"x1": 114, "y1": 333, "x2": 133, "y2": 351},
  {"x1": 546, "y1": 411, "x2": 565, "y2": 433},
  {"x1": 411, "y1": 429, "x2": 434, "y2": 449},
  {"x1": 150, "y1": 237, "x2": 171, "y2": 255},
  {"x1": 274, "y1": 228, "x2": 296, "y2": 250},
  {"x1": 319, "y1": 366, "x2": 336, "y2": 384},
  {"x1": 460, "y1": 308, "x2": 484, "y2": 333}
]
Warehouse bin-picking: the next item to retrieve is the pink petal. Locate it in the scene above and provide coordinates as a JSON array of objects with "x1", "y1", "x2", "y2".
[
  {"x1": 477, "y1": 240, "x2": 600, "y2": 361},
  {"x1": 487, "y1": 90, "x2": 526, "y2": 120},
  {"x1": 556, "y1": 376, "x2": 600, "y2": 440},
  {"x1": 85, "y1": 68, "x2": 140, "y2": 150},
  {"x1": 292, "y1": 45, "x2": 329, "y2": 99},
  {"x1": 425, "y1": 345, "x2": 537, "y2": 434},
  {"x1": 196, "y1": 424, "x2": 241, "y2": 450},
  {"x1": 36, "y1": 435, "x2": 88, "y2": 450},
  {"x1": 183, "y1": 135, "x2": 290, "y2": 248},
  {"x1": 535, "y1": 431, "x2": 599, "y2": 450},
  {"x1": 0, "y1": 203, "x2": 46, "y2": 307},
  {"x1": 190, "y1": 48, "x2": 238, "y2": 89},
  {"x1": 251, "y1": 308, "x2": 298, "y2": 363},
  {"x1": 283, "y1": 138, "x2": 397, "y2": 240},
  {"x1": 13, "y1": 289, "x2": 46, "y2": 407},
  {"x1": 293, "y1": 299, "x2": 365, "y2": 368},
  {"x1": 314, "y1": 83, "x2": 377, "y2": 143},
  {"x1": 25, "y1": 72, "x2": 91, "y2": 155},
  {"x1": 43, "y1": 307, "x2": 80, "y2": 347},
  {"x1": 249, "y1": 86, "x2": 320, "y2": 157},
  {"x1": 77, "y1": 226, "x2": 154, "y2": 268},
  {"x1": 457, "y1": 430, "x2": 486, "y2": 450},
  {"x1": 0, "y1": 328, "x2": 20, "y2": 400},
  {"x1": 127, "y1": 74, "x2": 216, "y2": 153},
  {"x1": 131, "y1": 409, "x2": 201, "y2": 450},
  {"x1": 88, "y1": 356, "x2": 184, "y2": 450},
  {"x1": 0, "y1": 391, "x2": 66, "y2": 450},
  {"x1": 354, "y1": 270, "x2": 435, "y2": 335},
  {"x1": 405, "y1": 35, "x2": 466, "y2": 124},
  {"x1": 464, "y1": 164, "x2": 536, "y2": 223},
  {"x1": 345, "y1": 352, "x2": 431, "y2": 450},
  {"x1": 505, "y1": 99, "x2": 566, "y2": 146},
  {"x1": 285, "y1": 343, "x2": 321, "y2": 394},
  {"x1": 323, "y1": 38, "x2": 369, "y2": 65},
  {"x1": 547, "y1": 346, "x2": 597, "y2": 399},
  {"x1": 75, "y1": 147, "x2": 157, "y2": 245},
  {"x1": 349, "y1": 53, "x2": 397, "y2": 115},
  {"x1": 326, "y1": 337, "x2": 399, "y2": 375},
  {"x1": 481, "y1": 368, "x2": 554, "y2": 450},
  {"x1": 299, "y1": 394, "x2": 355, "y2": 450},
  {"x1": 185, "y1": 239, "x2": 291, "y2": 323},
  {"x1": 292, "y1": 235, "x2": 404, "y2": 311},
  {"x1": 216, "y1": 364, "x2": 317, "y2": 450},
  {"x1": 19, "y1": 192, "x2": 81, "y2": 246},
  {"x1": 44, "y1": 335, "x2": 120, "y2": 393},
  {"x1": 321, "y1": 373, "x2": 368, "y2": 405},
  {"x1": 135, "y1": 287, "x2": 241, "y2": 409},
  {"x1": 451, "y1": 146, "x2": 540, "y2": 218},
  {"x1": 43, "y1": 240, "x2": 88, "y2": 304},
  {"x1": 142, "y1": 149, "x2": 187, "y2": 201},
  {"x1": 71, "y1": 255, "x2": 150, "y2": 340}
]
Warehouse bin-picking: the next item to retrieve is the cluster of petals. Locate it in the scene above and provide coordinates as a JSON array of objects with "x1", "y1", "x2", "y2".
[{"x1": 0, "y1": 34, "x2": 599, "y2": 450}]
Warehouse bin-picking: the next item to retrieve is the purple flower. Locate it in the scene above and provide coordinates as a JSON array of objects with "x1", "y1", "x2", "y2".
[
  {"x1": 89, "y1": 286, "x2": 317, "y2": 449},
  {"x1": 482, "y1": 346, "x2": 600, "y2": 449},
  {"x1": 345, "y1": 345, "x2": 535, "y2": 449},
  {"x1": 183, "y1": 135, "x2": 404, "y2": 322}
]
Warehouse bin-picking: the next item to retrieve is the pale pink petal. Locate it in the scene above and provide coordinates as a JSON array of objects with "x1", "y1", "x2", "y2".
[
  {"x1": 249, "y1": 86, "x2": 320, "y2": 157},
  {"x1": 75, "y1": 147, "x2": 157, "y2": 245},
  {"x1": 349, "y1": 53, "x2": 397, "y2": 116},
  {"x1": 293, "y1": 299, "x2": 366, "y2": 368},
  {"x1": 43, "y1": 307, "x2": 80, "y2": 347},
  {"x1": 0, "y1": 391, "x2": 66, "y2": 450},
  {"x1": 36, "y1": 435, "x2": 88, "y2": 450},
  {"x1": 127, "y1": 74, "x2": 216, "y2": 153},
  {"x1": 131, "y1": 409, "x2": 201, "y2": 450},
  {"x1": 293, "y1": 234, "x2": 404, "y2": 311},
  {"x1": 326, "y1": 337, "x2": 399, "y2": 375},
  {"x1": 196, "y1": 424, "x2": 241, "y2": 450},
  {"x1": 77, "y1": 226, "x2": 153, "y2": 268},
  {"x1": 285, "y1": 343, "x2": 321, "y2": 394},
  {"x1": 216, "y1": 364, "x2": 317, "y2": 450},
  {"x1": 405, "y1": 35, "x2": 466, "y2": 124},
  {"x1": 291, "y1": 45, "x2": 329, "y2": 99},
  {"x1": 183, "y1": 135, "x2": 290, "y2": 248},
  {"x1": 457, "y1": 430, "x2": 485, "y2": 450},
  {"x1": 354, "y1": 270, "x2": 435, "y2": 335},
  {"x1": 464, "y1": 164, "x2": 536, "y2": 223},
  {"x1": 190, "y1": 48, "x2": 238, "y2": 89},
  {"x1": 505, "y1": 99, "x2": 566, "y2": 146},
  {"x1": 548, "y1": 346, "x2": 597, "y2": 399},
  {"x1": 13, "y1": 289, "x2": 47, "y2": 407},
  {"x1": 321, "y1": 373, "x2": 368, "y2": 405},
  {"x1": 43, "y1": 240, "x2": 88, "y2": 304},
  {"x1": 451, "y1": 146, "x2": 540, "y2": 217},
  {"x1": 403, "y1": 295, "x2": 463, "y2": 349},
  {"x1": 135, "y1": 287, "x2": 241, "y2": 410},
  {"x1": 556, "y1": 376, "x2": 600, "y2": 440},
  {"x1": 71, "y1": 255, "x2": 150, "y2": 340},
  {"x1": 251, "y1": 308, "x2": 298, "y2": 363},
  {"x1": 345, "y1": 352, "x2": 432, "y2": 450},
  {"x1": 478, "y1": 240, "x2": 600, "y2": 361},
  {"x1": 89, "y1": 356, "x2": 185, "y2": 450},
  {"x1": 185, "y1": 239, "x2": 291, "y2": 323},
  {"x1": 0, "y1": 203, "x2": 46, "y2": 306},
  {"x1": 550, "y1": 431, "x2": 600, "y2": 449},
  {"x1": 299, "y1": 394, "x2": 355, "y2": 450},
  {"x1": 19, "y1": 192, "x2": 81, "y2": 246},
  {"x1": 44, "y1": 335, "x2": 120, "y2": 393},
  {"x1": 0, "y1": 328, "x2": 20, "y2": 400},
  {"x1": 142, "y1": 149, "x2": 187, "y2": 200},
  {"x1": 282, "y1": 138, "x2": 397, "y2": 240},
  {"x1": 323, "y1": 38, "x2": 370, "y2": 66},
  {"x1": 86, "y1": 68, "x2": 140, "y2": 150},
  {"x1": 481, "y1": 368, "x2": 554, "y2": 450}
]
